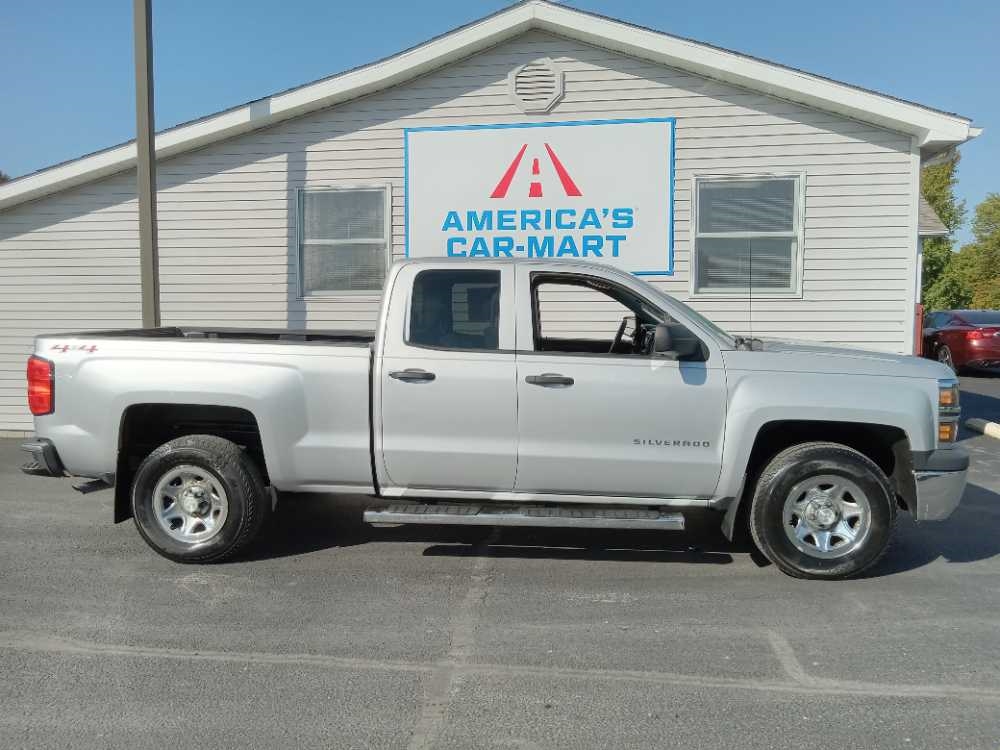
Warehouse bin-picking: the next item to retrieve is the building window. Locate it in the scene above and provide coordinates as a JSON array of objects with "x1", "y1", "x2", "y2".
[
  {"x1": 693, "y1": 176, "x2": 801, "y2": 294},
  {"x1": 298, "y1": 186, "x2": 390, "y2": 295}
]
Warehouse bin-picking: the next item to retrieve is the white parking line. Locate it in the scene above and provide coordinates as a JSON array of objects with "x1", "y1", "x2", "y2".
[{"x1": 3, "y1": 628, "x2": 999, "y2": 706}]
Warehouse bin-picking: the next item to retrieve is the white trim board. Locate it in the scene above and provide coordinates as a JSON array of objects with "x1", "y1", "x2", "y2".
[{"x1": 0, "y1": 0, "x2": 979, "y2": 212}]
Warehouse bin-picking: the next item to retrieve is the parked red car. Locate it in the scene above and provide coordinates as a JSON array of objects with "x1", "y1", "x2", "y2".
[{"x1": 923, "y1": 309, "x2": 1000, "y2": 372}]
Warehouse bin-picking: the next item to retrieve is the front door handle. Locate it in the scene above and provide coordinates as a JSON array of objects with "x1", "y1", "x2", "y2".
[
  {"x1": 525, "y1": 373, "x2": 574, "y2": 387},
  {"x1": 389, "y1": 368, "x2": 436, "y2": 383}
]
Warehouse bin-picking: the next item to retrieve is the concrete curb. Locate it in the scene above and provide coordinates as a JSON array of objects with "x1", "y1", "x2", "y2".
[{"x1": 965, "y1": 418, "x2": 1000, "y2": 440}]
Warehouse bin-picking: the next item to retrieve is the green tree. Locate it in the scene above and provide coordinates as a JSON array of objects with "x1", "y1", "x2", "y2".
[
  {"x1": 922, "y1": 154, "x2": 967, "y2": 232},
  {"x1": 972, "y1": 277, "x2": 1000, "y2": 309},
  {"x1": 0, "y1": 170, "x2": 10, "y2": 184},
  {"x1": 966, "y1": 193, "x2": 1000, "y2": 308},
  {"x1": 972, "y1": 191, "x2": 1000, "y2": 241},
  {"x1": 922, "y1": 241, "x2": 953, "y2": 294},
  {"x1": 926, "y1": 194, "x2": 1000, "y2": 310},
  {"x1": 920, "y1": 153, "x2": 966, "y2": 296},
  {"x1": 924, "y1": 269, "x2": 973, "y2": 309}
]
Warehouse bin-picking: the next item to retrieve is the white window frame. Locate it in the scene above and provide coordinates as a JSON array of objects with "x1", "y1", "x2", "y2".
[
  {"x1": 689, "y1": 173, "x2": 806, "y2": 298},
  {"x1": 296, "y1": 184, "x2": 393, "y2": 298}
]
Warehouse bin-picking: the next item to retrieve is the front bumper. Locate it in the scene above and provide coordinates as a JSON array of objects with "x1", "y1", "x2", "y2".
[
  {"x1": 20, "y1": 438, "x2": 65, "y2": 477},
  {"x1": 911, "y1": 447, "x2": 969, "y2": 521}
]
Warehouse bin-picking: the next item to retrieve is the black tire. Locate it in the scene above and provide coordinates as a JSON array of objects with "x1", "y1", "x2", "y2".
[
  {"x1": 937, "y1": 345, "x2": 956, "y2": 372},
  {"x1": 748, "y1": 442, "x2": 896, "y2": 580},
  {"x1": 131, "y1": 435, "x2": 270, "y2": 563}
]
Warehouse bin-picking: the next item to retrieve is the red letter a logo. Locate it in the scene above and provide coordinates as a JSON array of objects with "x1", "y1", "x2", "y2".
[{"x1": 490, "y1": 143, "x2": 583, "y2": 199}]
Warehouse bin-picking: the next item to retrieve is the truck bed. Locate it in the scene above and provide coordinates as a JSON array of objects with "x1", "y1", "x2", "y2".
[
  {"x1": 47, "y1": 326, "x2": 376, "y2": 346},
  {"x1": 33, "y1": 323, "x2": 377, "y2": 490}
]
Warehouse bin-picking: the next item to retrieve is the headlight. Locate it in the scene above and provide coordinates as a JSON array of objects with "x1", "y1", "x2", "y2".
[
  {"x1": 939, "y1": 381, "x2": 960, "y2": 411},
  {"x1": 937, "y1": 379, "x2": 960, "y2": 444},
  {"x1": 938, "y1": 421, "x2": 958, "y2": 443}
]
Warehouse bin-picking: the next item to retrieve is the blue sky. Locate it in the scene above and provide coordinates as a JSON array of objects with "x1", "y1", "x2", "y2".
[{"x1": 3, "y1": 0, "x2": 996, "y2": 243}]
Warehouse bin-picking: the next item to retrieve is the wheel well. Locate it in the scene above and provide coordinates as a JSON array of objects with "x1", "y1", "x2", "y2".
[
  {"x1": 722, "y1": 420, "x2": 912, "y2": 542},
  {"x1": 114, "y1": 404, "x2": 266, "y2": 523},
  {"x1": 741, "y1": 420, "x2": 912, "y2": 518},
  {"x1": 747, "y1": 421, "x2": 905, "y2": 480}
]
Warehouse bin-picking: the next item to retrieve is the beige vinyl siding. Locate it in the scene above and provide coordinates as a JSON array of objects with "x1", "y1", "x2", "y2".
[
  {"x1": 0, "y1": 171, "x2": 142, "y2": 431},
  {"x1": 0, "y1": 30, "x2": 917, "y2": 431}
]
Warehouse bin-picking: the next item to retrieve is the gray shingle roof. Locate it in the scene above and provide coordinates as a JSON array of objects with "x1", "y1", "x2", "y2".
[{"x1": 918, "y1": 195, "x2": 949, "y2": 237}]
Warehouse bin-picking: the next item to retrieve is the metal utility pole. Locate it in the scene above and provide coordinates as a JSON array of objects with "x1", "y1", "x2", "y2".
[{"x1": 134, "y1": 0, "x2": 160, "y2": 327}]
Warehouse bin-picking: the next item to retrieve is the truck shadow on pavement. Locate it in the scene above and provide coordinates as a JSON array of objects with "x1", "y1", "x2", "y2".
[
  {"x1": 959, "y1": 396, "x2": 1000, "y2": 433},
  {"x1": 959, "y1": 369, "x2": 1000, "y2": 429},
  {"x1": 867, "y1": 373, "x2": 1000, "y2": 576},
  {"x1": 417, "y1": 517, "x2": 744, "y2": 566},
  {"x1": 251, "y1": 494, "x2": 744, "y2": 566},
  {"x1": 868, "y1": 480, "x2": 1000, "y2": 577},
  {"x1": 249, "y1": 477, "x2": 1000, "y2": 575},
  {"x1": 250, "y1": 373, "x2": 1000, "y2": 572}
]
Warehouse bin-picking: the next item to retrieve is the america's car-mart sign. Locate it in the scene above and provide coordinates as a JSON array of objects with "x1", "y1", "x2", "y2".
[{"x1": 404, "y1": 118, "x2": 675, "y2": 275}]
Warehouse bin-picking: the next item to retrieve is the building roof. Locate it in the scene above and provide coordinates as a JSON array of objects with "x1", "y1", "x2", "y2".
[
  {"x1": 918, "y1": 195, "x2": 950, "y2": 237},
  {"x1": 0, "y1": 0, "x2": 981, "y2": 211}
]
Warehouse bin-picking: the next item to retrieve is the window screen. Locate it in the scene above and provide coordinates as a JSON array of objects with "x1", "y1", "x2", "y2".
[
  {"x1": 299, "y1": 188, "x2": 388, "y2": 294},
  {"x1": 409, "y1": 270, "x2": 501, "y2": 351},
  {"x1": 695, "y1": 237, "x2": 795, "y2": 291},
  {"x1": 698, "y1": 179, "x2": 795, "y2": 234},
  {"x1": 694, "y1": 177, "x2": 799, "y2": 293}
]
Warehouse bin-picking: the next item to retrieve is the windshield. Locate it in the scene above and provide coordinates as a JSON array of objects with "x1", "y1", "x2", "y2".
[
  {"x1": 668, "y1": 297, "x2": 736, "y2": 346},
  {"x1": 628, "y1": 274, "x2": 736, "y2": 347}
]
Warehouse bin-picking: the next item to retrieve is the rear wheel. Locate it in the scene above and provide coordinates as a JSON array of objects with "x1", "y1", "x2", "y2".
[
  {"x1": 937, "y1": 344, "x2": 956, "y2": 372},
  {"x1": 131, "y1": 435, "x2": 269, "y2": 563},
  {"x1": 749, "y1": 442, "x2": 895, "y2": 579}
]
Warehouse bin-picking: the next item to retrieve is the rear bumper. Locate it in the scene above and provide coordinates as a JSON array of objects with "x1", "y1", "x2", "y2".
[
  {"x1": 965, "y1": 340, "x2": 1000, "y2": 367},
  {"x1": 910, "y1": 447, "x2": 969, "y2": 521},
  {"x1": 20, "y1": 438, "x2": 66, "y2": 477}
]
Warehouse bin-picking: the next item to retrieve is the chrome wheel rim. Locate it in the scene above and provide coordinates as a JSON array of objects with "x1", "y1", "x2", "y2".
[
  {"x1": 151, "y1": 465, "x2": 229, "y2": 544},
  {"x1": 938, "y1": 347, "x2": 953, "y2": 368},
  {"x1": 782, "y1": 474, "x2": 871, "y2": 559}
]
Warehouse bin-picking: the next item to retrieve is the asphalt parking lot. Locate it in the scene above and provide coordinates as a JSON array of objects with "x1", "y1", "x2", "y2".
[{"x1": 1, "y1": 373, "x2": 999, "y2": 749}]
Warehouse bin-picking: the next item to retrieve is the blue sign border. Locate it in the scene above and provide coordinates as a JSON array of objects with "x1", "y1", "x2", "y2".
[{"x1": 403, "y1": 117, "x2": 676, "y2": 276}]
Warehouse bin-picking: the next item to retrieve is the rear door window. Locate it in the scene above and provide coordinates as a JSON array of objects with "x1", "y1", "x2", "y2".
[{"x1": 408, "y1": 269, "x2": 501, "y2": 351}]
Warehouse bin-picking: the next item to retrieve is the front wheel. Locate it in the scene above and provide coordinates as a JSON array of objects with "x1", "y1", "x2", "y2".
[
  {"x1": 749, "y1": 442, "x2": 896, "y2": 579},
  {"x1": 131, "y1": 435, "x2": 270, "y2": 563}
]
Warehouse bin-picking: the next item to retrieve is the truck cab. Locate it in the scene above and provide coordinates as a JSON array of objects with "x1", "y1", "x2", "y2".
[{"x1": 374, "y1": 259, "x2": 727, "y2": 502}]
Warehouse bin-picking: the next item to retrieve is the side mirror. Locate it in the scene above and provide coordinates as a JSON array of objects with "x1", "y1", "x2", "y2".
[
  {"x1": 653, "y1": 323, "x2": 702, "y2": 360},
  {"x1": 652, "y1": 323, "x2": 672, "y2": 353}
]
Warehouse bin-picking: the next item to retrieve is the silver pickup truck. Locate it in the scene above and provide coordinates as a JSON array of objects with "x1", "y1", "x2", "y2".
[{"x1": 21, "y1": 258, "x2": 968, "y2": 579}]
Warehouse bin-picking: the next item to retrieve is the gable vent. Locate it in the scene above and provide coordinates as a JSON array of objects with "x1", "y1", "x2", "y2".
[{"x1": 508, "y1": 58, "x2": 564, "y2": 113}]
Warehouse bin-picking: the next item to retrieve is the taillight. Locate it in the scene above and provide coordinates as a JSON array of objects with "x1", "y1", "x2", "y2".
[
  {"x1": 966, "y1": 330, "x2": 984, "y2": 340},
  {"x1": 27, "y1": 356, "x2": 54, "y2": 416}
]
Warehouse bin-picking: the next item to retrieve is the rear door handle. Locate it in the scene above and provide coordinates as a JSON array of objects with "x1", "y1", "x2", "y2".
[
  {"x1": 525, "y1": 373, "x2": 574, "y2": 387},
  {"x1": 389, "y1": 368, "x2": 436, "y2": 383}
]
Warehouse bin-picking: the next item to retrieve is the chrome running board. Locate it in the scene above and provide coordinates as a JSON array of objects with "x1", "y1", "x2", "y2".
[{"x1": 364, "y1": 503, "x2": 685, "y2": 531}]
